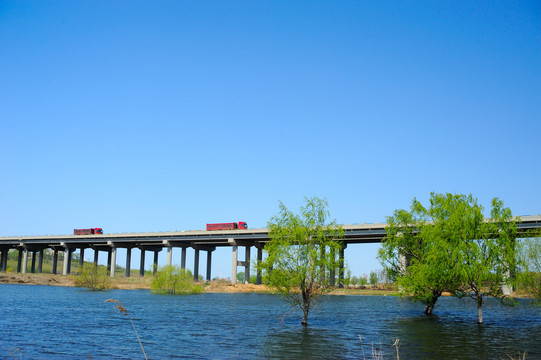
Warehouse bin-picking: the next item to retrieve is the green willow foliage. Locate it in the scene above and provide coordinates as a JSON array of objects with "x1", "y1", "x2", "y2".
[
  {"x1": 518, "y1": 234, "x2": 541, "y2": 302},
  {"x1": 151, "y1": 265, "x2": 203, "y2": 295},
  {"x1": 259, "y1": 197, "x2": 344, "y2": 326},
  {"x1": 378, "y1": 193, "x2": 518, "y2": 324}
]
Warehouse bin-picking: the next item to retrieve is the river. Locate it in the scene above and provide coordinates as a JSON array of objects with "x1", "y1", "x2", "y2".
[{"x1": 1, "y1": 285, "x2": 540, "y2": 359}]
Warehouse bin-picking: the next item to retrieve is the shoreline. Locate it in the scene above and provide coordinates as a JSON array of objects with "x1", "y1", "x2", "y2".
[{"x1": 0, "y1": 272, "x2": 398, "y2": 295}]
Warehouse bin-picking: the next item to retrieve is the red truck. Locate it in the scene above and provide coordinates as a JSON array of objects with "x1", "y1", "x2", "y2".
[
  {"x1": 206, "y1": 222, "x2": 248, "y2": 231},
  {"x1": 74, "y1": 228, "x2": 104, "y2": 235}
]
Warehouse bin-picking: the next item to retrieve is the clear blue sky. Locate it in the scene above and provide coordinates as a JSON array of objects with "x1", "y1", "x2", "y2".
[{"x1": 1, "y1": 1, "x2": 540, "y2": 279}]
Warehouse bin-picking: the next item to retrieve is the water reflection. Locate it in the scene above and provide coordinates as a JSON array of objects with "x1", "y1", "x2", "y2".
[{"x1": 260, "y1": 327, "x2": 349, "y2": 360}]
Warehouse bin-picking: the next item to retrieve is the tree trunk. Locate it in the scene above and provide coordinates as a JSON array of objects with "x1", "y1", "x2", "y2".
[
  {"x1": 302, "y1": 307, "x2": 309, "y2": 326},
  {"x1": 423, "y1": 290, "x2": 441, "y2": 315},
  {"x1": 477, "y1": 296, "x2": 483, "y2": 324},
  {"x1": 302, "y1": 290, "x2": 310, "y2": 326}
]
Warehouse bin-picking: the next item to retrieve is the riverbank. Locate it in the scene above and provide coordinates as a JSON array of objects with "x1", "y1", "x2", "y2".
[{"x1": 0, "y1": 272, "x2": 398, "y2": 295}]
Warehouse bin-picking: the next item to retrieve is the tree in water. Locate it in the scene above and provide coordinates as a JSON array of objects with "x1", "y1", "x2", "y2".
[
  {"x1": 379, "y1": 193, "x2": 518, "y2": 323},
  {"x1": 259, "y1": 197, "x2": 344, "y2": 326}
]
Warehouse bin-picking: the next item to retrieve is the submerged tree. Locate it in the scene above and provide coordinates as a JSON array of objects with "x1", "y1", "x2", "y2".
[
  {"x1": 379, "y1": 193, "x2": 518, "y2": 323},
  {"x1": 259, "y1": 197, "x2": 344, "y2": 326},
  {"x1": 378, "y1": 199, "x2": 452, "y2": 315}
]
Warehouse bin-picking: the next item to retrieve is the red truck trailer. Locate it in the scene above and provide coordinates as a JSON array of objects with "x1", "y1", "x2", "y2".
[
  {"x1": 74, "y1": 228, "x2": 103, "y2": 235},
  {"x1": 206, "y1": 222, "x2": 248, "y2": 231}
]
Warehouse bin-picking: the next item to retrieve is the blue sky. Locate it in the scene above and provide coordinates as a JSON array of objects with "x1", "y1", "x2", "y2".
[{"x1": 1, "y1": 1, "x2": 540, "y2": 279}]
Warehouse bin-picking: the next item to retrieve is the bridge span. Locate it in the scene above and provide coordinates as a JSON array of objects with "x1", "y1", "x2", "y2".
[{"x1": 1, "y1": 216, "x2": 540, "y2": 286}]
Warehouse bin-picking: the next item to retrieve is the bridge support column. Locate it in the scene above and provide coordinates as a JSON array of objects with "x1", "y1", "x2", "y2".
[
  {"x1": 125, "y1": 248, "x2": 132, "y2": 277},
  {"x1": 329, "y1": 247, "x2": 335, "y2": 286},
  {"x1": 107, "y1": 250, "x2": 112, "y2": 272},
  {"x1": 181, "y1": 247, "x2": 187, "y2": 270},
  {"x1": 167, "y1": 247, "x2": 172, "y2": 267},
  {"x1": 17, "y1": 249, "x2": 23, "y2": 273},
  {"x1": 320, "y1": 245, "x2": 326, "y2": 283},
  {"x1": 140, "y1": 250, "x2": 145, "y2": 277},
  {"x1": 231, "y1": 245, "x2": 238, "y2": 285},
  {"x1": 206, "y1": 250, "x2": 212, "y2": 281},
  {"x1": 67, "y1": 249, "x2": 73, "y2": 274},
  {"x1": 338, "y1": 243, "x2": 346, "y2": 289},
  {"x1": 0, "y1": 249, "x2": 7, "y2": 272},
  {"x1": 244, "y1": 246, "x2": 251, "y2": 284},
  {"x1": 31, "y1": 251, "x2": 37, "y2": 273},
  {"x1": 256, "y1": 246, "x2": 263, "y2": 285},
  {"x1": 79, "y1": 248, "x2": 85, "y2": 269},
  {"x1": 22, "y1": 248, "x2": 28, "y2": 274},
  {"x1": 38, "y1": 249, "x2": 44, "y2": 273},
  {"x1": 94, "y1": 249, "x2": 99, "y2": 267},
  {"x1": 62, "y1": 247, "x2": 70, "y2": 276},
  {"x1": 110, "y1": 246, "x2": 117, "y2": 278},
  {"x1": 153, "y1": 251, "x2": 159, "y2": 274},
  {"x1": 52, "y1": 250, "x2": 58, "y2": 274},
  {"x1": 194, "y1": 248, "x2": 200, "y2": 281}
]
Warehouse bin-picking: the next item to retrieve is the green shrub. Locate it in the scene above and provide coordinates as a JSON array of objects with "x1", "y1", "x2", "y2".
[
  {"x1": 151, "y1": 265, "x2": 204, "y2": 295},
  {"x1": 74, "y1": 264, "x2": 112, "y2": 290}
]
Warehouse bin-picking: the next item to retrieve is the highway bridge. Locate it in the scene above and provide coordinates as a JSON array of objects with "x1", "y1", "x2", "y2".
[{"x1": 1, "y1": 215, "x2": 540, "y2": 286}]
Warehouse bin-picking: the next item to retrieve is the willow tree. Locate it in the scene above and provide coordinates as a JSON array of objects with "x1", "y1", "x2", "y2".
[
  {"x1": 260, "y1": 197, "x2": 344, "y2": 326},
  {"x1": 379, "y1": 193, "x2": 518, "y2": 324},
  {"x1": 378, "y1": 200, "x2": 454, "y2": 315}
]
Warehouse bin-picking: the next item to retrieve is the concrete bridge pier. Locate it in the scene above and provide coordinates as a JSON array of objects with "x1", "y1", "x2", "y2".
[
  {"x1": 61, "y1": 243, "x2": 70, "y2": 276},
  {"x1": 231, "y1": 244, "x2": 238, "y2": 284},
  {"x1": 193, "y1": 247, "x2": 199, "y2": 281},
  {"x1": 153, "y1": 250, "x2": 159, "y2": 274},
  {"x1": 338, "y1": 243, "x2": 347, "y2": 289},
  {"x1": 31, "y1": 250, "x2": 37, "y2": 273},
  {"x1": 108, "y1": 241, "x2": 117, "y2": 278},
  {"x1": 52, "y1": 249, "x2": 58, "y2": 274},
  {"x1": 107, "y1": 249, "x2": 112, "y2": 272},
  {"x1": 94, "y1": 248, "x2": 99, "y2": 267},
  {"x1": 329, "y1": 246, "x2": 335, "y2": 286},
  {"x1": 140, "y1": 249, "x2": 145, "y2": 277},
  {"x1": 206, "y1": 250, "x2": 212, "y2": 281},
  {"x1": 79, "y1": 248, "x2": 85, "y2": 269},
  {"x1": 181, "y1": 247, "x2": 187, "y2": 270},
  {"x1": 166, "y1": 246, "x2": 172, "y2": 267},
  {"x1": 229, "y1": 239, "x2": 251, "y2": 284},
  {"x1": 17, "y1": 249, "x2": 23, "y2": 273},
  {"x1": 0, "y1": 248, "x2": 8, "y2": 272},
  {"x1": 244, "y1": 246, "x2": 251, "y2": 284},
  {"x1": 125, "y1": 247, "x2": 132, "y2": 277},
  {"x1": 256, "y1": 245, "x2": 263, "y2": 285},
  {"x1": 38, "y1": 249, "x2": 44, "y2": 273},
  {"x1": 21, "y1": 247, "x2": 28, "y2": 274}
]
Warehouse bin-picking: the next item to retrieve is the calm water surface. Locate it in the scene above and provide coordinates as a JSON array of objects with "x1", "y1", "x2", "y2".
[{"x1": 1, "y1": 285, "x2": 540, "y2": 359}]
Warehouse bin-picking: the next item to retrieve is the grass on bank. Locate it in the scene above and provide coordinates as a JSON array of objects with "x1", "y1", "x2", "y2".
[{"x1": 150, "y1": 265, "x2": 204, "y2": 295}]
